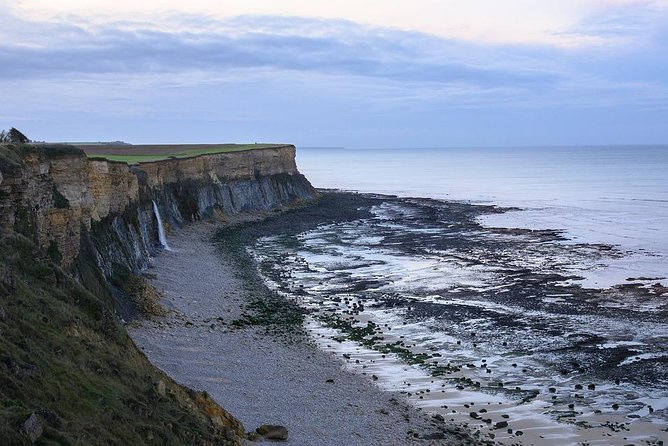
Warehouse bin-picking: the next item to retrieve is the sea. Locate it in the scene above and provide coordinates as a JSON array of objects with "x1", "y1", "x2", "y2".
[
  {"x1": 297, "y1": 146, "x2": 668, "y2": 288},
  {"x1": 252, "y1": 146, "x2": 668, "y2": 444}
]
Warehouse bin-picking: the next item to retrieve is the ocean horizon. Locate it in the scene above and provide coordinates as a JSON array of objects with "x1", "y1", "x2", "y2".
[{"x1": 297, "y1": 145, "x2": 668, "y2": 289}]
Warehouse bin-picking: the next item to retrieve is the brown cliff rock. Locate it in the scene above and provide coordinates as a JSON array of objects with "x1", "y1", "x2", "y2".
[{"x1": 0, "y1": 144, "x2": 315, "y2": 269}]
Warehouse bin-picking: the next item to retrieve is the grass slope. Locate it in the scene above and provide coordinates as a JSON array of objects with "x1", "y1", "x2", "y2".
[
  {"x1": 79, "y1": 143, "x2": 288, "y2": 164},
  {"x1": 0, "y1": 232, "x2": 244, "y2": 445}
]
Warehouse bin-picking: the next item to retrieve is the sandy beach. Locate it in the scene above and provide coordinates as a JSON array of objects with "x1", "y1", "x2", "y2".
[{"x1": 128, "y1": 221, "x2": 481, "y2": 446}]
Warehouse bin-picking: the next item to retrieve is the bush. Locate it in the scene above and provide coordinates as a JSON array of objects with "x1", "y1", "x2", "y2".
[{"x1": 0, "y1": 128, "x2": 30, "y2": 144}]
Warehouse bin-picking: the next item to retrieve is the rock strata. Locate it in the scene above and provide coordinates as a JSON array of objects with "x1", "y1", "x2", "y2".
[
  {"x1": 0, "y1": 144, "x2": 315, "y2": 269},
  {"x1": 0, "y1": 143, "x2": 317, "y2": 317}
]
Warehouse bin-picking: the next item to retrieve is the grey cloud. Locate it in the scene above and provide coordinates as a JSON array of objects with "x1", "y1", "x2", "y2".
[{"x1": 0, "y1": 13, "x2": 559, "y2": 89}]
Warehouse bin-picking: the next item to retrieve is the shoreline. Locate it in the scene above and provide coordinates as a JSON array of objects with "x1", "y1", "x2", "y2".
[
  {"x1": 129, "y1": 191, "x2": 668, "y2": 446},
  {"x1": 128, "y1": 218, "x2": 480, "y2": 445}
]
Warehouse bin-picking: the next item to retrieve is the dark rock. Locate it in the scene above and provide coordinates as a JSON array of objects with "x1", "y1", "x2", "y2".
[
  {"x1": 256, "y1": 424, "x2": 289, "y2": 441},
  {"x1": 432, "y1": 414, "x2": 445, "y2": 422},
  {"x1": 36, "y1": 408, "x2": 61, "y2": 428},
  {"x1": 422, "y1": 432, "x2": 445, "y2": 440},
  {"x1": 494, "y1": 421, "x2": 508, "y2": 429}
]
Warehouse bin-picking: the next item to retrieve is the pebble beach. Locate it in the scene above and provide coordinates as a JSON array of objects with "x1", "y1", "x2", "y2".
[{"x1": 128, "y1": 221, "x2": 480, "y2": 446}]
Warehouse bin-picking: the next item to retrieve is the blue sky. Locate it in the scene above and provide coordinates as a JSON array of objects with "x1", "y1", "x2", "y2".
[{"x1": 1, "y1": 1, "x2": 667, "y2": 147}]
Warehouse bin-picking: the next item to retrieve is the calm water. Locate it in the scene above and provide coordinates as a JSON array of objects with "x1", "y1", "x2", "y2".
[{"x1": 297, "y1": 146, "x2": 668, "y2": 287}]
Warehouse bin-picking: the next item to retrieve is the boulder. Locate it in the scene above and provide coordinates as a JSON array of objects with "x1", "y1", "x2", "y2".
[
  {"x1": 256, "y1": 424, "x2": 289, "y2": 441},
  {"x1": 22, "y1": 413, "x2": 43, "y2": 443}
]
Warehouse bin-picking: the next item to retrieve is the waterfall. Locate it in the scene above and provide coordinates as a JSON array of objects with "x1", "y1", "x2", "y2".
[{"x1": 152, "y1": 200, "x2": 172, "y2": 251}]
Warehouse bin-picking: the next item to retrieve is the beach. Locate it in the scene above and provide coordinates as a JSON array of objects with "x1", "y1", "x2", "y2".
[
  {"x1": 128, "y1": 214, "x2": 480, "y2": 446},
  {"x1": 129, "y1": 191, "x2": 668, "y2": 445}
]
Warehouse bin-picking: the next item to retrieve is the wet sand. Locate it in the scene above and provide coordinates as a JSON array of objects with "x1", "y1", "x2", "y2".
[{"x1": 128, "y1": 221, "x2": 480, "y2": 446}]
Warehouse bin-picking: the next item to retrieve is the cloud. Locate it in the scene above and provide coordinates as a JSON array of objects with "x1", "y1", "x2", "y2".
[
  {"x1": 0, "y1": 13, "x2": 561, "y2": 92},
  {"x1": 1, "y1": 6, "x2": 667, "y2": 147},
  {"x1": 10, "y1": 0, "x2": 668, "y2": 47},
  {"x1": 2, "y1": 10, "x2": 667, "y2": 112}
]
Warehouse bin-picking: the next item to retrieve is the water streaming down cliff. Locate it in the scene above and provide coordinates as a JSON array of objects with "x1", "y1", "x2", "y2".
[
  {"x1": 152, "y1": 200, "x2": 172, "y2": 251},
  {"x1": 0, "y1": 143, "x2": 318, "y2": 317},
  {"x1": 0, "y1": 143, "x2": 278, "y2": 444}
]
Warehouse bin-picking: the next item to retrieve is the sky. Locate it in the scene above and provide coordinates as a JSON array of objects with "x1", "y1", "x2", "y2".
[{"x1": 1, "y1": 0, "x2": 667, "y2": 147}]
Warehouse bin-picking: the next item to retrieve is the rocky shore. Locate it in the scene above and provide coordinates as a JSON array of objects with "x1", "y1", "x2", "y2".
[
  {"x1": 128, "y1": 216, "x2": 481, "y2": 445},
  {"x1": 128, "y1": 190, "x2": 668, "y2": 445}
]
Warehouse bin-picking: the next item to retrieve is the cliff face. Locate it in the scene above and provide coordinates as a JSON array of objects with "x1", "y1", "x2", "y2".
[
  {"x1": 142, "y1": 145, "x2": 313, "y2": 225},
  {"x1": 138, "y1": 145, "x2": 299, "y2": 187},
  {"x1": 0, "y1": 143, "x2": 317, "y2": 315},
  {"x1": 0, "y1": 142, "x2": 317, "y2": 444}
]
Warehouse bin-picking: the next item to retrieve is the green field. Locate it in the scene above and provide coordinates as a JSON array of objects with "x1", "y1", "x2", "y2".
[{"x1": 79, "y1": 143, "x2": 288, "y2": 164}]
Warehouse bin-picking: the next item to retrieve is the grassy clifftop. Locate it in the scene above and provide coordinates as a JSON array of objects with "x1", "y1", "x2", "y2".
[
  {"x1": 79, "y1": 143, "x2": 289, "y2": 164},
  {"x1": 0, "y1": 232, "x2": 244, "y2": 445}
]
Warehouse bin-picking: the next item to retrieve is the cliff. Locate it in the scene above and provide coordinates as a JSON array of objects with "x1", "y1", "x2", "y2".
[
  {"x1": 0, "y1": 143, "x2": 316, "y2": 316},
  {"x1": 0, "y1": 142, "x2": 317, "y2": 444}
]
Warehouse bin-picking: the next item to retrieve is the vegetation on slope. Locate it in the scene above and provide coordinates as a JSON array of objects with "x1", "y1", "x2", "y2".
[{"x1": 0, "y1": 232, "x2": 244, "y2": 445}]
